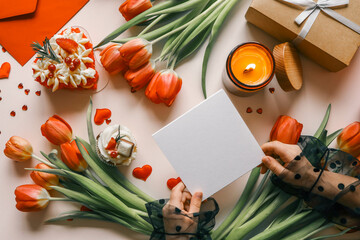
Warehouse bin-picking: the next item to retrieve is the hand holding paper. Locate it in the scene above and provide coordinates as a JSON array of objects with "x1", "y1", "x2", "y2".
[{"x1": 153, "y1": 90, "x2": 264, "y2": 199}]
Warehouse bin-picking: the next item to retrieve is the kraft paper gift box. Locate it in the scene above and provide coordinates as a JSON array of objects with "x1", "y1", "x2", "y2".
[{"x1": 245, "y1": 0, "x2": 360, "y2": 72}]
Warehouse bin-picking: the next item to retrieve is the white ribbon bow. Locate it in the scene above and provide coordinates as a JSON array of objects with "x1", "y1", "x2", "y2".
[{"x1": 279, "y1": 0, "x2": 360, "y2": 45}]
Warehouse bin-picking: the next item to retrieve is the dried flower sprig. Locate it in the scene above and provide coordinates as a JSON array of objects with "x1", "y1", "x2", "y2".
[{"x1": 31, "y1": 37, "x2": 60, "y2": 63}]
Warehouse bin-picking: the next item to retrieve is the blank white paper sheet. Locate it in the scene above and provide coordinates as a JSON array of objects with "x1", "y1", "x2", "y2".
[{"x1": 153, "y1": 89, "x2": 264, "y2": 199}]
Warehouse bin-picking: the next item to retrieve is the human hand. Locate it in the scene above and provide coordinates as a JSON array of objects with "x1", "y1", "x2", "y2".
[
  {"x1": 260, "y1": 140, "x2": 302, "y2": 175},
  {"x1": 168, "y1": 182, "x2": 203, "y2": 213},
  {"x1": 163, "y1": 182, "x2": 203, "y2": 240},
  {"x1": 260, "y1": 140, "x2": 360, "y2": 214}
]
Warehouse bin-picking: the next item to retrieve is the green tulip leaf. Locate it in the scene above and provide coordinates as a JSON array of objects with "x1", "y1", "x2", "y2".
[
  {"x1": 202, "y1": 0, "x2": 241, "y2": 98},
  {"x1": 318, "y1": 129, "x2": 328, "y2": 144},
  {"x1": 325, "y1": 128, "x2": 343, "y2": 147},
  {"x1": 95, "y1": 0, "x2": 178, "y2": 48},
  {"x1": 314, "y1": 104, "x2": 331, "y2": 139},
  {"x1": 46, "y1": 211, "x2": 108, "y2": 223},
  {"x1": 87, "y1": 98, "x2": 97, "y2": 153},
  {"x1": 147, "y1": 0, "x2": 204, "y2": 16},
  {"x1": 25, "y1": 168, "x2": 67, "y2": 177},
  {"x1": 175, "y1": 27, "x2": 212, "y2": 65},
  {"x1": 75, "y1": 137, "x2": 148, "y2": 212}
]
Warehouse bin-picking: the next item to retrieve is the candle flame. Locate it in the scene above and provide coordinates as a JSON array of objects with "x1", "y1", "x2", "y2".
[{"x1": 244, "y1": 64, "x2": 256, "y2": 73}]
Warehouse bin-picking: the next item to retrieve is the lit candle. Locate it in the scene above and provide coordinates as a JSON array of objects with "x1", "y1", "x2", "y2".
[{"x1": 223, "y1": 42, "x2": 275, "y2": 96}]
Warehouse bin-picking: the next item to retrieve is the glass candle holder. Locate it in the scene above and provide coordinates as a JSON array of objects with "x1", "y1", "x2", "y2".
[{"x1": 222, "y1": 42, "x2": 275, "y2": 96}]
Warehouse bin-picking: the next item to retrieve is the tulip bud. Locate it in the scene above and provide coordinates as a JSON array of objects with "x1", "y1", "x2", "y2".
[
  {"x1": 100, "y1": 43, "x2": 127, "y2": 75},
  {"x1": 4, "y1": 136, "x2": 33, "y2": 162},
  {"x1": 270, "y1": 115, "x2": 303, "y2": 144},
  {"x1": 41, "y1": 115, "x2": 73, "y2": 145},
  {"x1": 337, "y1": 122, "x2": 360, "y2": 157},
  {"x1": 120, "y1": 38, "x2": 152, "y2": 70},
  {"x1": 124, "y1": 61, "x2": 155, "y2": 91},
  {"x1": 145, "y1": 69, "x2": 182, "y2": 107},
  {"x1": 60, "y1": 140, "x2": 88, "y2": 172},
  {"x1": 15, "y1": 184, "x2": 50, "y2": 212},
  {"x1": 30, "y1": 163, "x2": 59, "y2": 190},
  {"x1": 119, "y1": 0, "x2": 152, "y2": 21}
]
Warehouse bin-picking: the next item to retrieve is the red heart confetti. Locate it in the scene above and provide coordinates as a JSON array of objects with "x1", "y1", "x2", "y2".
[
  {"x1": 94, "y1": 108, "x2": 112, "y2": 125},
  {"x1": 132, "y1": 165, "x2": 152, "y2": 181},
  {"x1": 246, "y1": 107, "x2": 253, "y2": 113},
  {"x1": 256, "y1": 108, "x2": 263, "y2": 114},
  {"x1": 80, "y1": 205, "x2": 92, "y2": 212},
  {"x1": 167, "y1": 177, "x2": 182, "y2": 190},
  {"x1": 269, "y1": 88, "x2": 275, "y2": 94},
  {"x1": 0, "y1": 62, "x2": 11, "y2": 79}
]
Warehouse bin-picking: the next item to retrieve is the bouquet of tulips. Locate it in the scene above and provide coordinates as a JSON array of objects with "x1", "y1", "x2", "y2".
[
  {"x1": 97, "y1": 0, "x2": 241, "y2": 106},
  {"x1": 5, "y1": 99, "x2": 360, "y2": 238},
  {"x1": 5, "y1": 100, "x2": 156, "y2": 235},
  {"x1": 212, "y1": 105, "x2": 360, "y2": 240}
]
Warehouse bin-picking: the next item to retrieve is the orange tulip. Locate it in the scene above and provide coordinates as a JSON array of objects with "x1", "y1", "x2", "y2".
[
  {"x1": 30, "y1": 163, "x2": 59, "y2": 190},
  {"x1": 145, "y1": 69, "x2": 182, "y2": 106},
  {"x1": 119, "y1": 0, "x2": 152, "y2": 21},
  {"x1": 41, "y1": 115, "x2": 73, "y2": 145},
  {"x1": 270, "y1": 115, "x2": 303, "y2": 144},
  {"x1": 15, "y1": 184, "x2": 50, "y2": 212},
  {"x1": 60, "y1": 140, "x2": 88, "y2": 172},
  {"x1": 100, "y1": 43, "x2": 127, "y2": 74},
  {"x1": 124, "y1": 61, "x2": 155, "y2": 91},
  {"x1": 4, "y1": 136, "x2": 33, "y2": 162},
  {"x1": 120, "y1": 38, "x2": 152, "y2": 70},
  {"x1": 337, "y1": 122, "x2": 360, "y2": 157}
]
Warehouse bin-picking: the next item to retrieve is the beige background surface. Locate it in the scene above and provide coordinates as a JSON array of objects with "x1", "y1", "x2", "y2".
[{"x1": 1, "y1": 0, "x2": 360, "y2": 239}]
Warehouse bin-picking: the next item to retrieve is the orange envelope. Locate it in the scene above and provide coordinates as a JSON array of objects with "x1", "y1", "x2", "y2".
[{"x1": 0, "y1": 0, "x2": 89, "y2": 66}]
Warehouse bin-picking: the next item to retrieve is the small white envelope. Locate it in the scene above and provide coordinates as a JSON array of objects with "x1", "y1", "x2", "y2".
[{"x1": 153, "y1": 89, "x2": 264, "y2": 199}]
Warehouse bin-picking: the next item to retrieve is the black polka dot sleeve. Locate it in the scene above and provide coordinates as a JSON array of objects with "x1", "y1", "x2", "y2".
[{"x1": 271, "y1": 136, "x2": 360, "y2": 228}]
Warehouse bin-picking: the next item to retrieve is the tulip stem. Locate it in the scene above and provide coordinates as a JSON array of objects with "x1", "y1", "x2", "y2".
[
  {"x1": 159, "y1": 0, "x2": 224, "y2": 59},
  {"x1": 225, "y1": 191, "x2": 290, "y2": 240},
  {"x1": 150, "y1": 22, "x2": 190, "y2": 45},
  {"x1": 132, "y1": 208, "x2": 149, "y2": 219},
  {"x1": 32, "y1": 154, "x2": 57, "y2": 168},
  {"x1": 151, "y1": 0, "x2": 221, "y2": 45},
  {"x1": 249, "y1": 210, "x2": 314, "y2": 240},
  {"x1": 307, "y1": 225, "x2": 353, "y2": 240},
  {"x1": 283, "y1": 222, "x2": 333, "y2": 240},
  {"x1": 169, "y1": 55, "x2": 178, "y2": 70},
  {"x1": 84, "y1": 169, "x2": 102, "y2": 185},
  {"x1": 139, "y1": 14, "x2": 168, "y2": 37},
  {"x1": 211, "y1": 167, "x2": 260, "y2": 240},
  {"x1": 49, "y1": 197, "x2": 73, "y2": 201}
]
